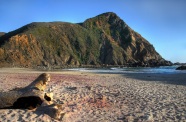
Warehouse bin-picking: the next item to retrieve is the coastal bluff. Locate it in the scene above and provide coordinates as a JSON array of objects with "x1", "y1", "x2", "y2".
[{"x1": 0, "y1": 12, "x2": 172, "y2": 68}]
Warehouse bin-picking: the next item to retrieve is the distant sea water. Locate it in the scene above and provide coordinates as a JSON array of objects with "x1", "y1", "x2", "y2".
[{"x1": 63, "y1": 66, "x2": 186, "y2": 74}]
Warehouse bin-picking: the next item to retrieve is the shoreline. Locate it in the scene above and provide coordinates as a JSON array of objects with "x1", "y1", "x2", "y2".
[
  {"x1": 0, "y1": 67, "x2": 186, "y2": 85},
  {"x1": 0, "y1": 68, "x2": 186, "y2": 121}
]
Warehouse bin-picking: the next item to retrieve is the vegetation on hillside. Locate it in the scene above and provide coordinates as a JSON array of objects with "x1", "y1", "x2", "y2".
[{"x1": 0, "y1": 12, "x2": 172, "y2": 68}]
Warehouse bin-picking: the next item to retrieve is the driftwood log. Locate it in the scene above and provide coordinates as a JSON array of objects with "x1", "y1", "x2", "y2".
[{"x1": 0, "y1": 73, "x2": 63, "y2": 120}]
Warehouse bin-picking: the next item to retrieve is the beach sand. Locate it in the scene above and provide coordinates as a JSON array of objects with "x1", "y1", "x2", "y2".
[{"x1": 0, "y1": 68, "x2": 186, "y2": 122}]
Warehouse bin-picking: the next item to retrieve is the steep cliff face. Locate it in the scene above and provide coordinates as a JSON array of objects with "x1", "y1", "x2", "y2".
[
  {"x1": 81, "y1": 12, "x2": 169, "y2": 66},
  {"x1": 0, "y1": 12, "x2": 172, "y2": 68}
]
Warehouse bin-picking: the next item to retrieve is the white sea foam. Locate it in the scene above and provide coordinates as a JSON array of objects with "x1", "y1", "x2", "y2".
[{"x1": 63, "y1": 66, "x2": 186, "y2": 74}]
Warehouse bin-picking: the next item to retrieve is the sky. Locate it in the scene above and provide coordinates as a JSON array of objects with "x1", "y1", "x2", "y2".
[{"x1": 0, "y1": 0, "x2": 186, "y2": 63}]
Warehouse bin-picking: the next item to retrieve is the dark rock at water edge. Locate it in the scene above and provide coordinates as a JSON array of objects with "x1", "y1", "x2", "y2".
[{"x1": 176, "y1": 65, "x2": 186, "y2": 70}]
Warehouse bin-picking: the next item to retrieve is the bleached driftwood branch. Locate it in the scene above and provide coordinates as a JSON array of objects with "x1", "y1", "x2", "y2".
[{"x1": 0, "y1": 73, "x2": 63, "y2": 120}]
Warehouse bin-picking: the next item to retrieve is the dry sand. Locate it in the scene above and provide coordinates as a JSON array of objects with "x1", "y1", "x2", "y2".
[{"x1": 0, "y1": 68, "x2": 186, "y2": 122}]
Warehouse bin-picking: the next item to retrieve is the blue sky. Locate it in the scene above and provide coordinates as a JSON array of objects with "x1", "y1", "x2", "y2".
[{"x1": 0, "y1": 0, "x2": 186, "y2": 63}]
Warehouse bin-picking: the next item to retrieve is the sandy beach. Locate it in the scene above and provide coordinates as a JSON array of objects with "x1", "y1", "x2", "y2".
[{"x1": 0, "y1": 68, "x2": 186, "y2": 122}]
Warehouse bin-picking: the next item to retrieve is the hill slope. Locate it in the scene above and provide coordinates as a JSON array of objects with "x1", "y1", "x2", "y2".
[
  {"x1": 0, "y1": 32, "x2": 5, "y2": 37},
  {"x1": 0, "y1": 12, "x2": 172, "y2": 68}
]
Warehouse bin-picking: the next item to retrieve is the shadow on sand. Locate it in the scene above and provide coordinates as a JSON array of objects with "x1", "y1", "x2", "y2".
[
  {"x1": 123, "y1": 73, "x2": 186, "y2": 86},
  {"x1": 96, "y1": 72, "x2": 186, "y2": 86}
]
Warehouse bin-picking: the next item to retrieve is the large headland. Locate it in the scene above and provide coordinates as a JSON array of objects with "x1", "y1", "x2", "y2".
[{"x1": 0, "y1": 12, "x2": 172, "y2": 69}]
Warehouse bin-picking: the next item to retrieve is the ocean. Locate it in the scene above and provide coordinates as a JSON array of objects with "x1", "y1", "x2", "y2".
[{"x1": 63, "y1": 66, "x2": 186, "y2": 74}]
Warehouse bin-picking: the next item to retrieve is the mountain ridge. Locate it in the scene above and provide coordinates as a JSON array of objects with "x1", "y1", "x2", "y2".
[{"x1": 0, "y1": 12, "x2": 172, "y2": 68}]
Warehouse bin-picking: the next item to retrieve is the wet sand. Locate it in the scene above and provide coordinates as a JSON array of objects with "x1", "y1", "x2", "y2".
[{"x1": 0, "y1": 68, "x2": 186, "y2": 121}]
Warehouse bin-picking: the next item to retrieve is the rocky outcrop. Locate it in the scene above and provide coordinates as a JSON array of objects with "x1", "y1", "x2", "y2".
[
  {"x1": 176, "y1": 65, "x2": 186, "y2": 70},
  {"x1": 0, "y1": 12, "x2": 172, "y2": 68}
]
